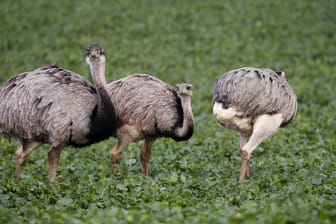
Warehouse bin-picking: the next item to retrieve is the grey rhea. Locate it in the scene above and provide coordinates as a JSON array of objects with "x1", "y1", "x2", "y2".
[
  {"x1": 107, "y1": 75, "x2": 195, "y2": 176},
  {"x1": 213, "y1": 67, "x2": 297, "y2": 181},
  {"x1": 0, "y1": 43, "x2": 116, "y2": 182}
]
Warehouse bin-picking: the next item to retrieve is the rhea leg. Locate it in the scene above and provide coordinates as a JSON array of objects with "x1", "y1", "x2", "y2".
[
  {"x1": 112, "y1": 125, "x2": 143, "y2": 174},
  {"x1": 111, "y1": 135, "x2": 132, "y2": 174},
  {"x1": 16, "y1": 141, "x2": 42, "y2": 180},
  {"x1": 140, "y1": 139, "x2": 155, "y2": 176},
  {"x1": 48, "y1": 146, "x2": 62, "y2": 182},
  {"x1": 239, "y1": 133, "x2": 250, "y2": 178},
  {"x1": 239, "y1": 114, "x2": 283, "y2": 181}
]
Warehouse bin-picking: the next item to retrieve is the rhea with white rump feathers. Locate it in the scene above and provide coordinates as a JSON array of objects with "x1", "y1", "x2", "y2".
[
  {"x1": 0, "y1": 43, "x2": 116, "y2": 182},
  {"x1": 213, "y1": 67, "x2": 297, "y2": 181},
  {"x1": 107, "y1": 75, "x2": 195, "y2": 176}
]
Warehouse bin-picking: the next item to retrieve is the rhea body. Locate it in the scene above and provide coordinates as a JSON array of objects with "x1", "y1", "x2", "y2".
[
  {"x1": 107, "y1": 74, "x2": 195, "y2": 176},
  {"x1": 213, "y1": 67, "x2": 297, "y2": 181},
  {"x1": 0, "y1": 43, "x2": 116, "y2": 182}
]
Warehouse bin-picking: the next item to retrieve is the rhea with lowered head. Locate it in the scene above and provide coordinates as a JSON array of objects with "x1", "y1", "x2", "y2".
[
  {"x1": 108, "y1": 75, "x2": 195, "y2": 176},
  {"x1": 213, "y1": 67, "x2": 297, "y2": 181},
  {"x1": 0, "y1": 43, "x2": 116, "y2": 182}
]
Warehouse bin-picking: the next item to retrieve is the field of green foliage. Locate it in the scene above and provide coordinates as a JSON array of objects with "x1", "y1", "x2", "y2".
[{"x1": 0, "y1": 0, "x2": 335, "y2": 223}]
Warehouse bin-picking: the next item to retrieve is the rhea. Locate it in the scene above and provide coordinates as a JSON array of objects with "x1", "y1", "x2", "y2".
[
  {"x1": 107, "y1": 75, "x2": 195, "y2": 176},
  {"x1": 0, "y1": 43, "x2": 116, "y2": 182},
  {"x1": 213, "y1": 67, "x2": 297, "y2": 181}
]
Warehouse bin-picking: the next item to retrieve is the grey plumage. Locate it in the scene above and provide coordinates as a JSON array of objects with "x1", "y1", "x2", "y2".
[
  {"x1": 213, "y1": 67, "x2": 297, "y2": 125},
  {"x1": 107, "y1": 74, "x2": 195, "y2": 176},
  {"x1": 0, "y1": 43, "x2": 116, "y2": 182},
  {"x1": 213, "y1": 67, "x2": 297, "y2": 181},
  {"x1": 0, "y1": 66, "x2": 97, "y2": 145}
]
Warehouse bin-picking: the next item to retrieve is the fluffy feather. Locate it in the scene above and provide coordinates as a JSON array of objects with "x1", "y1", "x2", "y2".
[
  {"x1": 108, "y1": 74, "x2": 189, "y2": 139},
  {"x1": 0, "y1": 65, "x2": 98, "y2": 147},
  {"x1": 213, "y1": 67, "x2": 297, "y2": 126}
]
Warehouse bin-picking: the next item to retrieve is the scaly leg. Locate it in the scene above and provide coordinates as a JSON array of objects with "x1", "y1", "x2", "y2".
[
  {"x1": 239, "y1": 133, "x2": 250, "y2": 178},
  {"x1": 239, "y1": 114, "x2": 283, "y2": 181},
  {"x1": 48, "y1": 146, "x2": 62, "y2": 182},
  {"x1": 240, "y1": 151, "x2": 250, "y2": 181},
  {"x1": 140, "y1": 139, "x2": 155, "y2": 176},
  {"x1": 111, "y1": 135, "x2": 132, "y2": 174},
  {"x1": 16, "y1": 141, "x2": 42, "y2": 180}
]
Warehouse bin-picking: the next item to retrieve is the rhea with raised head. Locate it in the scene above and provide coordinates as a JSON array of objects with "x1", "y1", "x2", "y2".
[{"x1": 0, "y1": 43, "x2": 116, "y2": 182}]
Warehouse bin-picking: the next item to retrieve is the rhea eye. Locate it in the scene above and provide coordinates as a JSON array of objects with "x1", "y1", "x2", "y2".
[{"x1": 187, "y1": 86, "x2": 192, "y2": 90}]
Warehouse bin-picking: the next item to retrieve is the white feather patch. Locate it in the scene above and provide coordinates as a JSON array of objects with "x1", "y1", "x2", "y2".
[{"x1": 213, "y1": 101, "x2": 253, "y2": 134}]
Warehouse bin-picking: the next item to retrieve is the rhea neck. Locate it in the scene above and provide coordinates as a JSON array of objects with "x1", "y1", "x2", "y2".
[
  {"x1": 180, "y1": 94, "x2": 194, "y2": 129},
  {"x1": 173, "y1": 93, "x2": 194, "y2": 141},
  {"x1": 89, "y1": 60, "x2": 107, "y2": 88},
  {"x1": 87, "y1": 58, "x2": 116, "y2": 142},
  {"x1": 180, "y1": 94, "x2": 192, "y2": 109}
]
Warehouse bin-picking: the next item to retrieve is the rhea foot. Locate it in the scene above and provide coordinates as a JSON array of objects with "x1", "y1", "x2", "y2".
[{"x1": 111, "y1": 152, "x2": 121, "y2": 174}]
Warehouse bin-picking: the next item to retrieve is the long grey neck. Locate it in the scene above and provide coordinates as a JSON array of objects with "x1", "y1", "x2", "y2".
[
  {"x1": 174, "y1": 95, "x2": 194, "y2": 140},
  {"x1": 88, "y1": 62, "x2": 116, "y2": 142},
  {"x1": 90, "y1": 63, "x2": 107, "y2": 88}
]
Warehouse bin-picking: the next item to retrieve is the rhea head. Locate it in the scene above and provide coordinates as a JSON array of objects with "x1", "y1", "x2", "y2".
[
  {"x1": 176, "y1": 83, "x2": 193, "y2": 97},
  {"x1": 85, "y1": 43, "x2": 106, "y2": 65},
  {"x1": 85, "y1": 43, "x2": 107, "y2": 85}
]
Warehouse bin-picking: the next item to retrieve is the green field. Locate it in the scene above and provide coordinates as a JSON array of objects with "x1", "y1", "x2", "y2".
[{"x1": 0, "y1": 0, "x2": 335, "y2": 223}]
